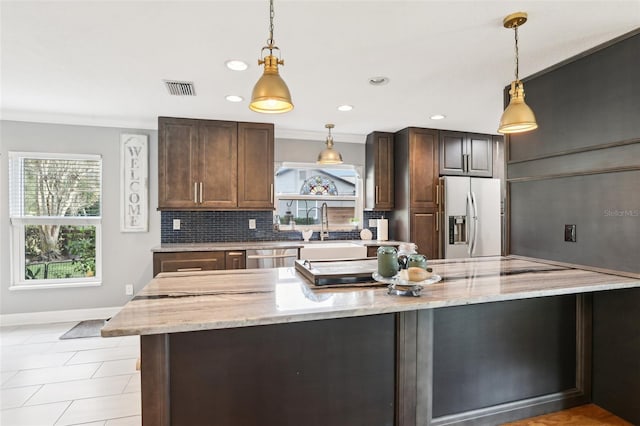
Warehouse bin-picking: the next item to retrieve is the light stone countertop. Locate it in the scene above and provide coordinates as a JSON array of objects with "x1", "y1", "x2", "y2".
[
  {"x1": 102, "y1": 256, "x2": 640, "y2": 337},
  {"x1": 152, "y1": 240, "x2": 405, "y2": 252}
]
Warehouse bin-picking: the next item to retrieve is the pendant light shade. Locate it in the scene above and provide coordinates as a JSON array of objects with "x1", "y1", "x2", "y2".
[
  {"x1": 498, "y1": 12, "x2": 538, "y2": 134},
  {"x1": 317, "y1": 124, "x2": 343, "y2": 165},
  {"x1": 249, "y1": 0, "x2": 293, "y2": 114},
  {"x1": 498, "y1": 81, "x2": 538, "y2": 133}
]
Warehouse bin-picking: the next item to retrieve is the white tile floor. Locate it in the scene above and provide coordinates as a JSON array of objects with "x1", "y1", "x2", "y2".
[{"x1": 1, "y1": 322, "x2": 141, "y2": 426}]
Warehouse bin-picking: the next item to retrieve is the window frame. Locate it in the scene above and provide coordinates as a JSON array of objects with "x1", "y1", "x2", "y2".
[{"x1": 8, "y1": 152, "x2": 103, "y2": 290}]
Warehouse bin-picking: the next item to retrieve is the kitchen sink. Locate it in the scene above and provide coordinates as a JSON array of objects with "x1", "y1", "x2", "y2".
[{"x1": 299, "y1": 242, "x2": 368, "y2": 261}]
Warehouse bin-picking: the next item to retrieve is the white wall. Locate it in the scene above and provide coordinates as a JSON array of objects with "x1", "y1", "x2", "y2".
[{"x1": 0, "y1": 121, "x2": 160, "y2": 316}]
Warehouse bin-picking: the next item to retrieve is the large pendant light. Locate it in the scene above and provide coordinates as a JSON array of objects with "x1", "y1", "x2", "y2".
[
  {"x1": 249, "y1": 0, "x2": 293, "y2": 114},
  {"x1": 317, "y1": 124, "x2": 343, "y2": 164},
  {"x1": 498, "y1": 12, "x2": 538, "y2": 134}
]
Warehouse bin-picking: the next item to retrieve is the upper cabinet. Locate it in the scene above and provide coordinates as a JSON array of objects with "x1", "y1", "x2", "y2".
[
  {"x1": 439, "y1": 131, "x2": 493, "y2": 177},
  {"x1": 365, "y1": 132, "x2": 394, "y2": 210},
  {"x1": 158, "y1": 117, "x2": 274, "y2": 211}
]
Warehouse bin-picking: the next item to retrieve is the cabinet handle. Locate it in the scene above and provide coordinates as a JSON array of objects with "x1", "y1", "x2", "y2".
[
  {"x1": 194, "y1": 182, "x2": 198, "y2": 204},
  {"x1": 177, "y1": 267, "x2": 202, "y2": 272},
  {"x1": 464, "y1": 154, "x2": 470, "y2": 173},
  {"x1": 436, "y1": 184, "x2": 440, "y2": 206},
  {"x1": 227, "y1": 252, "x2": 244, "y2": 256},
  {"x1": 375, "y1": 185, "x2": 379, "y2": 204},
  {"x1": 435, "y1": 211, "x2": 439, "y2": 232},
  {"x1": 270, "y1": 183, "x2": 274, "y2": 204},
  {"x1": 199, "y1": 182, "x2": 203, "y2": 204}
]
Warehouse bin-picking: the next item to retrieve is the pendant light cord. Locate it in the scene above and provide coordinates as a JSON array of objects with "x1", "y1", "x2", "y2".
[
  {"x1": 514, "y1": 26, "x2": 519, "y2": 82},
  {"x1": 267, "y1": 0, "x2": 275, "y2": 47}
]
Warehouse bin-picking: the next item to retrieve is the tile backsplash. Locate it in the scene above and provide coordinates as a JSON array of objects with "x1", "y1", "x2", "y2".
[{"x1": 161, "y1": 211, "x2": 389, "y2": 243}]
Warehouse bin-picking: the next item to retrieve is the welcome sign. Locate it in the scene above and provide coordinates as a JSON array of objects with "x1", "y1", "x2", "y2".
[{"x1": 120, "y1": 134, "x2": 149, "y2": 232}]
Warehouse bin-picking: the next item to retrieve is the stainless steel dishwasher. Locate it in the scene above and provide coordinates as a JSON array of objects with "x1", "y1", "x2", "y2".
[{"x1": 245, "y1": 248, "x2": 299, "y2": 269}]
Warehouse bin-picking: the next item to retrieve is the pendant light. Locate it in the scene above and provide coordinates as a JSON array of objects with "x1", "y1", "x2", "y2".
[
  {"x1": 317, "y1": 124, "x2": 343, "y2": 164},
  {"x1": 498, "y1": 12, "x2": 538, "y2": 134},
  {"x1": 249, "y1": 0, "x2": 293, "y2": 114}
]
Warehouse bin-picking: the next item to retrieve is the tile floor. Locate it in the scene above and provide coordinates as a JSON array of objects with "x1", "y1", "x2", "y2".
[{"x1": 1, "y1": 321, "x2": 141, "y2": 426}]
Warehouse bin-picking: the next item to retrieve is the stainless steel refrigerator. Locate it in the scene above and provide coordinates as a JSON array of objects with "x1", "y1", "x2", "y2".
[{"x1": 440, "y1": 176, "x2": 501, "y2": 258}]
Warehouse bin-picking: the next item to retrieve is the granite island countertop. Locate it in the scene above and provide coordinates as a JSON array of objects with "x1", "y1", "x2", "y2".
[{"x1": 102, "y1": 256, "x2": 640, "y2": 337}]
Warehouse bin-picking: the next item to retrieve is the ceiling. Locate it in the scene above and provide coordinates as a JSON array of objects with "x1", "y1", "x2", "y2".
[{"x1": 2, "y1": 1, "x2": 639, "y2": 143}]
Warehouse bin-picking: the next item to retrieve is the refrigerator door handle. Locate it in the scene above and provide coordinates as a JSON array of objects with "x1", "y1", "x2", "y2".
[
  {"x1": 466, "y1": 192, "x2": 473, "y2": 255},
  {"x1": 470, "y1": 191, "x2": 479, "y2": 256}
]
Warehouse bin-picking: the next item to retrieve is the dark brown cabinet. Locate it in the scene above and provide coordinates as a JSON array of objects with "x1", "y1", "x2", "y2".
[
  {"x1": 365, "y1": 132, "x2": 394, "y2": 210},
  {"x1": 158, "y1": 117, "x2": 274, "y2": 210},
  {"x1": 391, "y1": 127, "x2": 441, "y2": 260},
  {"x1": 153, "y1": 251, "x2": 246, "y2": 276},
  {"x1": 440, "y1": 131, "x2": 493, "y2": 177}
]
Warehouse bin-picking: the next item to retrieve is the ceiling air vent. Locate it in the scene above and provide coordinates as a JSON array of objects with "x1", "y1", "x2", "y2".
[{"x1": 163, "y1": 80, "x2": 196, "y2": 96}]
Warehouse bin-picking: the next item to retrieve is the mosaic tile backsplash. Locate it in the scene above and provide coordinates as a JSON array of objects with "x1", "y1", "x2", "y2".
[{"x1": 161, "y1": 211, "x2": 389, "y2": 243}]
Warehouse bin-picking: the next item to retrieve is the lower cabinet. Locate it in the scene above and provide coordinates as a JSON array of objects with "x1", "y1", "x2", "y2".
[
  {"x1": 153, "y1": 251, "x2": 245, "y2": 276},
  {"x1": 411, "y1": 211, "x2": 439, "y2": 261}
]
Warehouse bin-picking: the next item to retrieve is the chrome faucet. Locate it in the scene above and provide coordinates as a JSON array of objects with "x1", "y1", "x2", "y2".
[
  {"x1": 303, "y1": 203, "x2": 330, "y2": 240},
  {"x1": 320, "y1": 202, "x2": 329, "y2": 241}
]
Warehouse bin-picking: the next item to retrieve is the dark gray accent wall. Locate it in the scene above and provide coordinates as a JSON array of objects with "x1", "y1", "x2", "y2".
[
  {"x1": 507, "y1": 31, "x2": 640, "y2": 273},
  {"x1": 592, "y1": 288, "x2": 640, "y2": 425},
  {"x1": 510, "y1": 171, "x2": 640, "y2": 273}
]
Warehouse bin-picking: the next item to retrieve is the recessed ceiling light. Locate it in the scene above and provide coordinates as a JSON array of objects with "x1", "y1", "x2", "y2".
[
  {"x1": 430, "y1": 114, "x2": 446, "y2": 120},
  {"x1": 337, "y1": 105, "x2": 353, "y2": 112},
  {"x1": 368, "y1": 76, "x2": 389, "y2": 86},
  {"x1": 225, "y1": 60, "x2": 248, "y2": 71},
  {"x1": 225, "y1": 95, "x2": 244, "y2": 102}
]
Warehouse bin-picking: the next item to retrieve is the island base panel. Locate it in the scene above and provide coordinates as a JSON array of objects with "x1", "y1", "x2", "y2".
[{"x1": 142, "y1": 314, "x2": 396, "y2": 426}]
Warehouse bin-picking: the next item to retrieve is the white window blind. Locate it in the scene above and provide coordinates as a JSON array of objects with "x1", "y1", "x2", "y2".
[{"x1": 10, "y1": 152, "x2": 102, "y2": 219}]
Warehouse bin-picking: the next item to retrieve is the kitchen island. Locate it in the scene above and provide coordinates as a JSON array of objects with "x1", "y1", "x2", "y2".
[{"x1": 102, "y1": 256, "x2": 640, "y2": 426}]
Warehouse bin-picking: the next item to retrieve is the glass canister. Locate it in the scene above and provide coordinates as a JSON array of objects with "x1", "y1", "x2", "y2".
[
  {"x1": 377, "y1": 246, "x2": 399, "y2": 278},
  {"x1": 407, "y1": 254, "x2": 428, "y2": 270}
]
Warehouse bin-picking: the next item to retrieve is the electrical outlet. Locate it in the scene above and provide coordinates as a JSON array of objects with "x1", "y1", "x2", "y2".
[
  {"x1": 564, "y1": 224, "x2": 576, "y2": 242},
  {"x1": 125, "y1": 284, "x2": 134, "y2": 296},
  {"x1": 172, "y1": 219, "x2": 181, "y2": 230},
  {"x1": 369, "y1": 219, "x2": 377, "y2": 227},
  {"x1": 249, "y1": 219, "x2": 256, "y2": 229}
]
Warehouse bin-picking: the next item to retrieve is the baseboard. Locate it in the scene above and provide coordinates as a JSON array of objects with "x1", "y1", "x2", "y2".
[
  {"x1": 430, "y1": 389, "x2": 589, "y2": 426},
  {"x1": 0, "y1": 306, "x2": 122, "y2": 327}
]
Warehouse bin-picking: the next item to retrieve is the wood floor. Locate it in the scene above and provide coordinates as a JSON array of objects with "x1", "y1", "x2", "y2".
[{"x1": 503, "y1": 404, "x2": 633, "y2": 426}]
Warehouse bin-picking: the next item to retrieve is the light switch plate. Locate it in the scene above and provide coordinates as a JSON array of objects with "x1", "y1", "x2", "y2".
[
  {"x1": 249, "y1": 219, "x2": 256, "y2": 229},
  {"x1": 564, "y1": 224, "x2": 576, "y2": 242},
  {"x1": 173, "y1": 219, "x2": 180, "y2": 230}
]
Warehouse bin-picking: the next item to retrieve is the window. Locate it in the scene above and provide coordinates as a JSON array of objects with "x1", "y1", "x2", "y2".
[
  {"x1": 274, "y1": 162, "x2": 363, "y2": 231},
  {"x1": 9, "y1": 152, "x2": 102, "y2": 289}
]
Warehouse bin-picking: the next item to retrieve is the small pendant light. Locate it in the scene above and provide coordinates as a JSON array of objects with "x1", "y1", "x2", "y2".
[
  {"x1": 249, "y1": 0, "x2": 293, "y2": 114},
  {"x1": 498, "y1": 12, "x2": 538, "y2": 134},
  {"x1": 317, "y1": 124, "x2": 343, "y2": 165}
]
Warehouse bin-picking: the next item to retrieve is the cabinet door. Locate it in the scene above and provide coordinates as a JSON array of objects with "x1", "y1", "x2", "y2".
[
  {"x1": 237, "y1": 122, "x2": 274, "y2": 209},
  {"x1": 439, "y1": 131, "x2": 466, "y2": 176},
  {"x1": 199, "y1": 121, "x2": 238, "y2": 209},
  {"x1": 410, "y1": 128, "x2": 439, "y2": 210},
  {"x1": 377, "y1": 134, "x2": 396, "y2": 209},
  {"x1": 158, "y1": 118, "x2": 200, "y2": 209},
  {"x1": 225, "y1": 251, "x2": 246, "y2": 270},
  {"x1": 411, "y1": 211, "x2": 440, "y2": 260},
  {"x1": 153, "y1": 252, "x2": 225, "y2": 276},
  {"x1": 467, "y1": 133, "x2": 493, "y2": 177}
]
